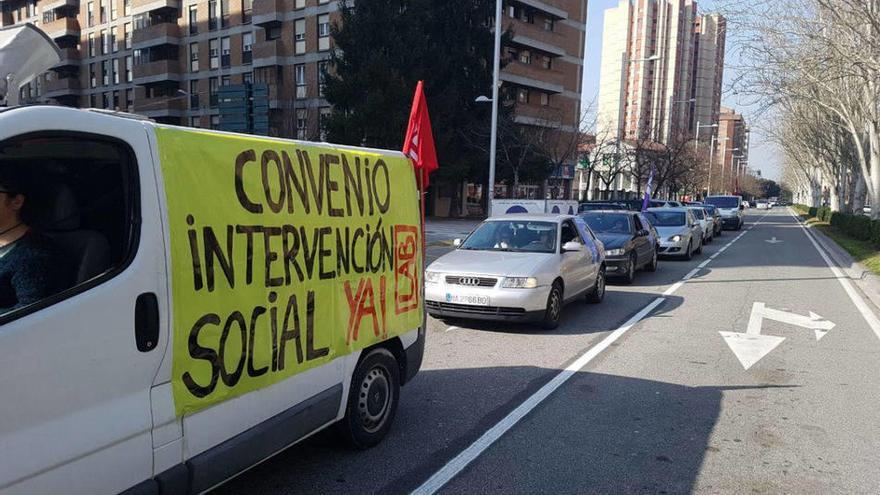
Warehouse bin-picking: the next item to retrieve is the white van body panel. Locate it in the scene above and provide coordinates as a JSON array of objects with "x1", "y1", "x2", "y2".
[{"x1": 0, "y1": 107, "x2": 170, "y2": 493}]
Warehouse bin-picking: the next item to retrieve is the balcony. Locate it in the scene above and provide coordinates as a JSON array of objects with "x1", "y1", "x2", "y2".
[
  {"x1": 501, "y1": 63, "x2": 564, "y2": 94},
  {"x1": 508, "y1": 20, "x2": 567, "y2": 58},
  {"x1": 135, "y1": 97, "x2": 185, "y2": 118},
  {"x1": 133, "y1": 59, "x2": 182, "y2": 85},
  {"x1": 44, "y1": 76, "x2": 81, "y2": 98},
  {"x1": 253, "y1": 0, "x2": 284, "y2": 27},
  {"x1": 131, "y1": 0, "x2": 180, "y2": 16},
  {"x1": 52, "y1": 47, "x2": 81, "y2": 70},
  {"x1": 253, "y1": 39, "x2": 284, "y2": 67},
  {"x1": 132, "y1": 23, "x2": 181, "y2": 49},
  {"x1": 42, "y1": 0, "x2": 79, "y2": 12},
  {"x1": 514, "y1": 0, "x2": 568, "y2": 20},
  {"x1": 43, "y1": 17, "x2": 80, "y2": 41}
]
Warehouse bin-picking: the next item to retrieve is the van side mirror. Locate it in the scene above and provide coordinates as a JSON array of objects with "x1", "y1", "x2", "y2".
[
  {"x1": 453, "y1": 238, "x2": 462, "y2": 247},
  {"x1": 562, "y1": 241, "x2": 583, "y2": 253}
]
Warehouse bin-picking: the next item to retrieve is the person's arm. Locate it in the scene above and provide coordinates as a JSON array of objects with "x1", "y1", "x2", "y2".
[{"x1": 9, "y1": 250, "x2": 65, "y2": 310}]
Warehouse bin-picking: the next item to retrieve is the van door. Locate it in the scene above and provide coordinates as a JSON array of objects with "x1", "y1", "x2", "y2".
[{"x1": 0, "y1": 111, "x2": 167, "y2": 494}]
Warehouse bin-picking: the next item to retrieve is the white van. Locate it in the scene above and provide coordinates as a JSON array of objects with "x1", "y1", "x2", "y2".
[{"x1": 0, "y1": 106, "x2": 425, "y2": 494}]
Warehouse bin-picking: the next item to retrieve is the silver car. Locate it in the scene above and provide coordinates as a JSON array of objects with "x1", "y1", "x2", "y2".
[
  {"x1": 425, "y1": 214, "x2": 606, "y2": 329},
  {"x1": 644, "y1": 208, "x2": 704, "y2": 260},
  {"x1": 686, "y1": 206, "x2": 714, "y2": 244}
]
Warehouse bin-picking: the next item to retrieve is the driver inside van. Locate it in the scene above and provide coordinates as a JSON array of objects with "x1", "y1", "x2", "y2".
[{"x1": 0, "y1": 166, "x2": 69, "y2": 314}]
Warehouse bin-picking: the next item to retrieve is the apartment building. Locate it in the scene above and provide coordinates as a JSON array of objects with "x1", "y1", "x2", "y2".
[
  {"x1": 714, "y1": 106, "x2": 749, "y2": 194},
  {"x1": 1, "y1": 0, "x2": 337, "y2": 136},
  {"x1": 498, "y1": 0, "x2": 588, "y2": 199},
  {"x1": 597, "y1": 0, "x2": 725, "y2": 145}
]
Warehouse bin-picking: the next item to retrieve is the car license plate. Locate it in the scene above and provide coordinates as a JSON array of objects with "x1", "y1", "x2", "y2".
[{"x1": 446, "y1": 293, "x2": 490, "y2": 306}]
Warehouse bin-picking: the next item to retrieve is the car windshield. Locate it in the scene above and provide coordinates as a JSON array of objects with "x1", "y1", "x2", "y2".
[
  {"x1": 690, "y1": 208, "x2": 705, "y2": 220},
  {"x1": 703, "y1": 205, "x2": 717, "y2": 214},
  {"x1": 645, "y1": 211, "x2": 686, "y2": 226},
  {"x1": 706, "y1": 196, "x2": 740, "y2": 208},
  {"x1": 459, "y1": 220, "x2": 558, "y2": 253},
  {"x1": 582, "y1": 213, "x2": 632, "y2": 234},
  {"x1": 579, "y1": 203, "x2": 623, "y2": 212}
]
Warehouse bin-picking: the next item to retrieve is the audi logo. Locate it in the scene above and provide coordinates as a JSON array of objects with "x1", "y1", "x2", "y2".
[{"x1": 459, "y1": 277, "x2": 480, "y2": 286}]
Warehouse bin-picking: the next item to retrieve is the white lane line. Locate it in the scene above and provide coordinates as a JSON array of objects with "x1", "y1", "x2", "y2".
[
  {"x1": 683, "y1": 268, "x2": 701, "y2": 280},
  {"x1": 414, "y1": 214, "x2": 764, "y2": 494},
  {"x1": 698, "y1": 259, "x2": 712, "y2": 269},
  {"x1": 789, "y1": 208, "x2": 880, "y2": 341},
  {"x1": 411, "y1": 297, "x2": 667, "y2": 495}
]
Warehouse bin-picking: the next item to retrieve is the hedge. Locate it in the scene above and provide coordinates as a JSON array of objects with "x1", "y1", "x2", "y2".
[{"x1": 795, "y1": 203, "x2": 880, "y2": 247}]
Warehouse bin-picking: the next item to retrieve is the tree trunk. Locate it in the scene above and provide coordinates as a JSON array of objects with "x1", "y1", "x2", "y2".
[
  {"x1": 870, "y1": 125, "x2": 880, "y2": 219},
  {"x1": 854, "y1": 173, "x2": 867, "y2": 213}
]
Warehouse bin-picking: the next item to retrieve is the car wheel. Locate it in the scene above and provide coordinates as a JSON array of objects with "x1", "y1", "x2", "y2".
[
  {"x1": 695, "y1": 238, "x2": 703, "y2": 255},
  {"x1": 587, "y1": 267, "x2": 606, "y2": 304},
  {"x1": 338, "y1": 347, "x2": 400, "y2": 449},
  {"x1": 684, "y1": 240, "x2": 693, "y2": 260},
  {"x1": 623, "y1": 253, "x2": 636, "y2": 284},
  {"x1": 542, "y1": 282, "x2": 563, "y2": 329},
  {"x1": 645, "y1": 248, "x2": 658, "y2": 272}
]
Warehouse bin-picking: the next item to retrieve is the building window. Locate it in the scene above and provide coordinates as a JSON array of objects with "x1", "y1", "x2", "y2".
[
  {"x1": 544, "y1": 18, "x2": 554, "y2": 31},
  {"x1": 124, "y1": 23, "x2": 132, "y2": 49},
  {"x1": 101, "y1": 29, "x2": 109, "y2": 55},
  {"x1": 133, "y1": 13, "x2": 149, "y2": 30},
  {"x1": 318, "y1": 0, "x2": 329, "y2": 3},
  {"x1": 242, "y1": 0, "x2": 252, "y2": 24},
  {"x1": 519, "y1": 49, "x2": 531, "y2": 65},
  {"x1": 318, "y1": 14, "x2": 330, "y2": 51},
  {"x1": 125, "y1": 55, "x2": 133, "y2": 82},
  {"x1": 294, "y1": 19, "x2": 306, "y2": 54},
  {"x1": 211, "y1": 115, "x2": 220, "y2": 129},
  {"x1": 209, "y1": 39, "x2": 219, "y2": 69},
  {"x1": 540, "y1": 92, "x2": 549, "y2": 106},
  {"x1": 295, "y1": 64, "x2": 306, "y2": 99},
  {"x1": 319, "y1": 107, "x2": 330, "y2": 140},
  {"x1": 87, "y1": 1, "x2": 94, "y2": 26},
  {"x1": 113, "y1": 58, "x2": 120, "y2": 84},
  {"x1": 189, "y1": 6, "x2": 198, "y2": 35},
  {"x1": 267, "y1": 26, "x2": 281, "y2": 40},
  {"x1": 541, "y1": 55, "x2": 552, "y2": 70},
  {"x1": 100, "y1": 0, "x2": 106, "y2": 24},
  {"x1": 517, "y1": 88, "x2": 529, "y2": 103},
  {"x1": 208, "y1": 0, "x2": 218, "y2": 30},
  {"x1": 88, "y1": 33, "x2": 96, "y2": 57},
  {"x1": 220, "y1": 37, "x2": 231, "y2": 68},
  {"x1": 294, "y1": 0, "x2": 304, "y2": 8},
  {"x1": 112, "y1": 90, "x2": 119, "y2": 110},
  {"x1": 111, "y1": 28, "x2": 118, "y2": 52},
  {"x1": 126, "y1": 88, "x2": 133, "y2": 110},
  {"x1": 209, "y1": 76, "x2": 218, "y2": 107},
  {"x1": 89, "y1": 63, "x2": 97, "y2": 88},
  {"x1": 111, "y1": 0, "x2": 118, "y2": 20},
  {"x1": 317, "y1": 60, "x2": 328, "y2": 97},
  {"x1": 90, "y1": 94, "x2": 98, "y2": 108},
  {"x1": 190, "y1": 80, "x2": 199, "y2": 108},
  {"x1": 190, "y1": 116, "x2": 201, "y2": 128},
  {"x1": 296, "y1": 109, "x2": 307, "y2": 139},
  {"x1": 102, "y1": 92, "x2": 110, "y2": 109},
  {"x1": 124, "y1": 0, "x2": 131, "y2": 16},
  {"x1": 242, "y1": 32, "x2": 253, "y2": 64},
  {"x1": 243, "y1": 71, "x2": 253, "y2": 84},
  {"x1": 102, "y1": 60, "x2": 110, "y2": 86},
  {"x1": 220, "y1": 0, "x2": 229, "y2": 28},
  {"x1": 189, "y1": 43, "x2": 199, "y2": 72}
]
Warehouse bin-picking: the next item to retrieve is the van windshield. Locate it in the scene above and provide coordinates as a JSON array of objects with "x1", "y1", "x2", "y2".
[{"x1": 706, "y1": 197, "x2": 739, "y2": 208}]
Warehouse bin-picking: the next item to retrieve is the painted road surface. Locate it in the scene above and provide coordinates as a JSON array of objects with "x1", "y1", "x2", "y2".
[{"x1": 216, "y1": 209, "x2": 880, "y2": 494}]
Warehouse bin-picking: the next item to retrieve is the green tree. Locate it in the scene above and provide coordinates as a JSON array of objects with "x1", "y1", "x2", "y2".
[{"x1": 324, "y1": 0, "x2": 502, "y2": 186}]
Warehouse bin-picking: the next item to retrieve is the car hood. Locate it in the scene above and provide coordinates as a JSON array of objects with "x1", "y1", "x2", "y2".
[
  {"x1": 428, "y1": 249, "x2": 555, "y2": 277},
  {"x1": 595, "y1": 233, "x2": 631, "y2": 249},
  {"x1": 654, "y1": 225, "x2": 689, "y2": 238}
]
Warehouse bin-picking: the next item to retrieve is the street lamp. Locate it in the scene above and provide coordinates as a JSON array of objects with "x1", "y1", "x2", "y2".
[
  {"x1": 720, "y1": 147, "x2": 740, "y2": 194},
  {"x1": 696, "y1": 122, "x2": 719, "y2": 195},
  {"x1": 480, "y1": 0, "x2": 503, "y2": 217}
]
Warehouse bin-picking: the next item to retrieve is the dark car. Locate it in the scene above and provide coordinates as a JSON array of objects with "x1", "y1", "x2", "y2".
[
  {"x1": 578, "y1": 201, "x2": 627, "y2": 213},
  {"x1": 581, "y1": 210, "x2": 659, "y2": 283}
]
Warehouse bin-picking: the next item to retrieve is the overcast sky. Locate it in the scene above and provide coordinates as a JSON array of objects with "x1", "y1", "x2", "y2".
[{"x1": 579, "y1": 0, "x2": 781, "y2": 180}]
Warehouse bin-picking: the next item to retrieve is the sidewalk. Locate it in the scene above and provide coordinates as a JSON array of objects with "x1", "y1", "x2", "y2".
[{"x1": 804, "y1": 221, "x2": 880, "y2": 312}]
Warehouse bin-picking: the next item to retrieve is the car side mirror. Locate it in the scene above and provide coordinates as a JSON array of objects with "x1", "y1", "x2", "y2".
[
  {"x1": 562, "y1": 241, "x2": 583, "y2": 253},
  {"x1": 637, "y1": 229, "x2": 649, "y2": 237},
  {"x1": 453, "y1": 238, "x2": 462, "y2": 247}
]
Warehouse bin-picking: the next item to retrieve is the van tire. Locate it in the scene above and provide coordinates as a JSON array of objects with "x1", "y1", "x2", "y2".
[{"x1": 339, "y1": 348, "x2": 400, "y2": 449}]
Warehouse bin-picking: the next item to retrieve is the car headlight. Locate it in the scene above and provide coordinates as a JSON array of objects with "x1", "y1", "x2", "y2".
[
  {"x1": 606, "y1": 248, "x2": 625, "y2": 256},
  {"x1": 502, "y1": 277, "x2": 538, "y2": 289},
  {"x1": 425, "y1": 271, "x2": 441, "y2": 284},
  {"x1": 668, "y1": 235, "x2": 682, "y2": 242}
]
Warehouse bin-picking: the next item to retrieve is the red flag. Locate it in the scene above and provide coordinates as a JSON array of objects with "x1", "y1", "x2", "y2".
[{"x1": 402, "y1": 80, "x2": 439, "y2": 186}]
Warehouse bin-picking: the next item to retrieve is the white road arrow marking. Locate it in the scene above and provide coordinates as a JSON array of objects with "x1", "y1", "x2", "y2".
[
  {"x1": 766, "y1": 237, "x2": 783, "y2": 244},
  {"x1": 720, "y1": 302, "x2": 836, "y2": 370}
]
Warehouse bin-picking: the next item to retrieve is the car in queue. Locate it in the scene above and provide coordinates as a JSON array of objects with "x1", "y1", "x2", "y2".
[
  {"x1": 581, "y1": 210, "x2": 659, "y2": 284},
  {"x1": 701, "y1": 204, "x2": 723, "y2": 236},
  {"x1": 578, "y1": 201, "x2": 627, "y2": 212},
  {"x1": 686, "y1": 206, "x2": 714, "y2": 244},
  {"x1": 756, "y1": 199, "x2": 771, "y2": 209},
  {"x1": 705, "y1": 195, "x2": 745, "y2": 230},
  {"x1": 644, "y1": 207, "x2": 704, "y2": 260},
  {"x1": 425, "y1": 215, "x2": 606, "y2": 329}
]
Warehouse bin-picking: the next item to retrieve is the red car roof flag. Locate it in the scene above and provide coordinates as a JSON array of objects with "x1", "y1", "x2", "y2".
[{"x1": 402, "y1": 80, "x2": 439, "y2": 187}]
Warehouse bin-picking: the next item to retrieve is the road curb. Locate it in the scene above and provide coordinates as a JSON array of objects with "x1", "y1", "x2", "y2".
[{"x1": 805, "y1": 223, "x2": 880, "y2": 312}]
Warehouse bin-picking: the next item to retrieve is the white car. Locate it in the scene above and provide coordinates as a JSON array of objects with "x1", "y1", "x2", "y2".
[
  {"x1": 686, "y1": 206, "x2": 714, "y2": 244},
  {"x1": 756, "y1": 200, "x2": 769, "y2": 209},
  {"x1": 645, "y1": 208, "x2": 704, "y2": 260},
  {"x1": 425, "y1": 214, "x2": 606, "y2": 329}
]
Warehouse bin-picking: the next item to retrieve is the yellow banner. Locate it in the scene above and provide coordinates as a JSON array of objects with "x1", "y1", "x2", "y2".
[{"x1": 155, "y1": 128, "x2": 422, "y2": 416}]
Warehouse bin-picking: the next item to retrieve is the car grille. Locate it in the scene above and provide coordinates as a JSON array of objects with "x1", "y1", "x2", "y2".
[
  {"x1": 426, "y1": 300, "x2": 525, "y2": 317},
  {"x1": 444, "y1": 275, "x2": 498, "y2": 288}
]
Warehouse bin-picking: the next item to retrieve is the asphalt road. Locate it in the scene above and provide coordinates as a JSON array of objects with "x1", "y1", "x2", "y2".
[{"x1": 216, "y1": 209, "x2": 880, "y2": 494}]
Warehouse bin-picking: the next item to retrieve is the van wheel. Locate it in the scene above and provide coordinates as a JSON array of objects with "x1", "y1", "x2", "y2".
[
  {"x1": 339, "y1": 348, "x2": 400, "y2": 449},
  {"x1": 542, "y1": 282, "x2": 563, "y2": 329}
]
